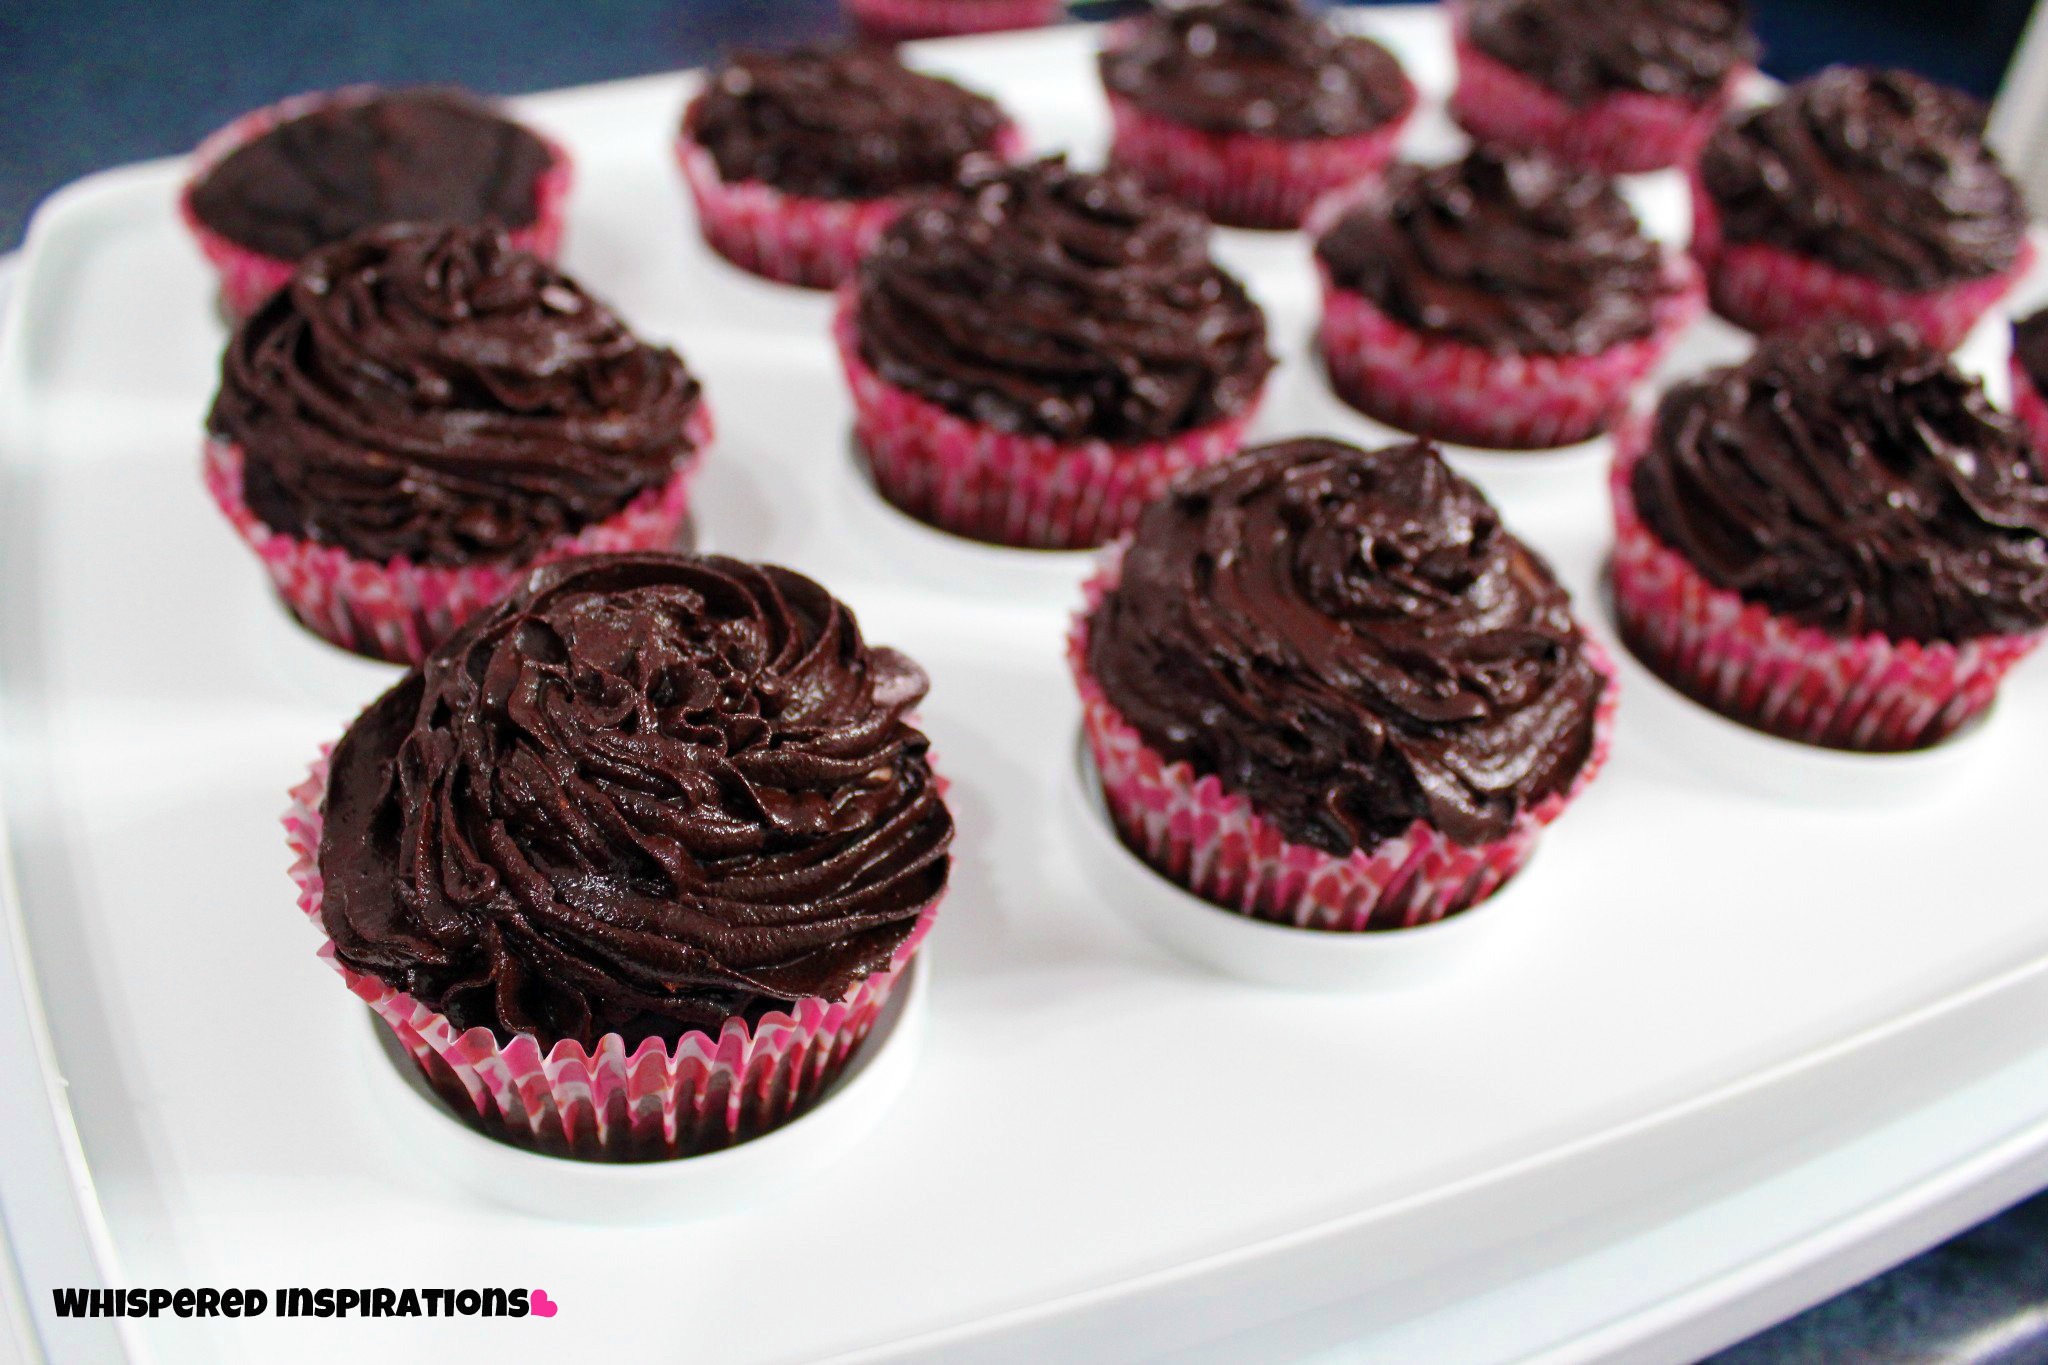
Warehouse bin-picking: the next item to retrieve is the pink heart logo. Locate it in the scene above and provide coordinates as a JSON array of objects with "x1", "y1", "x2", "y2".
[{"x1": 530, "y1": 1289, "x2": 558, "y2": 1319}]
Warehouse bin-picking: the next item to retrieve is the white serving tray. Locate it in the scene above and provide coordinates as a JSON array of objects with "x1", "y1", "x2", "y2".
[{"x1": 5, "y1": 11, "x2": 2048, "y2": 1363}]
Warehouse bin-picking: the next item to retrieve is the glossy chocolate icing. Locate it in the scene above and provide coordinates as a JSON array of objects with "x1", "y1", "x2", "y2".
[
  {"x1": 2013, "y1": 308, "x2": 2048, "y2": 409},
  {"x1": 319, "y1": 552, "x2": 953, "y2": 1050},
  {"x1": 1315, "y1": 148, "x2": 1672, "y2": 355},
  {"x1": 1086, "y1": 438, "x2": 1605, "y2": 851},
  {"x1": 188, "y1": 89, "x2": 554, "y2": 261},
  {"x1": 1631, "y1": 322, "x2": 2048, "y2": 642},
  {"x1": 1098, "y1": 0, "x2": 1413, "y2": 139},
  {"x1": 210, "y1": 223, "x2": 704, "y2": 567},
  {"x1": 684, "y1": 45, "x2": 1012, "y2": 200},
  {"x1": 1463, "y1": 0, "x2": 1753, "y2": 103},
  {"x1": 1700, "y1": 67, "x2": 2026, "y2": 290},
  {"x1": 854, "y1": 157, "x2": 1271, "y2": 442}
]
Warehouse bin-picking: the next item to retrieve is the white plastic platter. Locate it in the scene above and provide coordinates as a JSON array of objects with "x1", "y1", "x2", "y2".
[{"x1": 5, "y1": 10, "x2": 2048, "y2": 1364}]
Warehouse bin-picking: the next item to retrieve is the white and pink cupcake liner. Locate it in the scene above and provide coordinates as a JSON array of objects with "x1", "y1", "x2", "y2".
[
  {"x1": 1609, "y1": 419, "x2": 2041, "y2": 751},
  {"x1": 1316, "y1": 257, "x2": 1703, "y2": 450},
  {"x1": 203, "y1": 403, "x2": 711, "y2": 665},
  {"x1": 676, "y1": 125, "x2": 1026, "y2": 291},
  {"x1": 1691, "y1": 186, "x2": 2032, "y2": 352},
  {"x1": 833, "y1": 301, "x2": 1262, "y2": 549},
  {"x1": 1103, "y1": 91, "x2": 1411, "y2": 231},
  {"x1": 180, "y1": 86, "x2": 574, "y2": 320},
  {"x1": 843, "y1": 0, "x2": 1063, "y2": 41},
  {"x1": 287, "y1": 751, "x2": 940, "y2": 1161},
  {"x1": 1069, "y1": 549, "x2": 1619, "y2": 932}
]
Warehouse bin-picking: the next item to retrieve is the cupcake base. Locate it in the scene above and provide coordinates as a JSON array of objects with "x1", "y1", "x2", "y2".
[{"x1": 843, "y1": 0, "x2": 1063, "y2": 41}]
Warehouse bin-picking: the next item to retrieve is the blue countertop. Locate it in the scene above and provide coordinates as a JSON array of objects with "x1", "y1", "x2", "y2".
[{"x1": 3, "y1": 2, "x2": 2044, "y2": 1359}]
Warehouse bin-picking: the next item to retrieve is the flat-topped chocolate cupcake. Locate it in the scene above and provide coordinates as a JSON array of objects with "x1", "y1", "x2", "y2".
[
  {"x1": 1071, "y1": 437, "x2": 1617, "y2": 930},
  {"x1": 1695, "y1": 68, "x2": 2031, "y2": 349},
  {"x1": 2010, "y1": 308, "x2": 2048, "y2": 464},
  {"x1": 1450, "y1": 0, "x2": 1755, "y2": 173},
  {"x1": 1612, "y1": 321, "x2": 2048, "y2": 749},
  {"x1": 1099, "y1": 0, "x2": 1416, "y2": 229},
  {"x1": 678, "y1": 46, "x2": 1022, "y2": 289},
  {"x1": 843, "y1": 0, "x2": 1064, "y2": 42},
  {"x1": 1314, "y1": 148, "x2": 1701, "y2": 449},
  {"x1": 291, "y1": 551, "x2": 952, "y2": 1158},
  {"x1": 182, "y1": 87, "x2": 570, "y2": 316},
  {"x1": 836, "y1": 156, "x2": 1272, "y2": 547},
  {"x1": 204, "y1": 222, "x2": 711, "y2": 663}
]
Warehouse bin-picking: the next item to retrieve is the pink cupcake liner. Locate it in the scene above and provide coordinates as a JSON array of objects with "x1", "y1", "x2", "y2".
[
  {"x1": 1608, "y1": 418, "x2": 2041, "y2": 751},
  {"x1": 180, "y1": 86, "x2": 574, "y2": 320},
  {"x1": 1068, "y1": 547, "x2": 1619, "y2": 932},
  {"x1": 203, "y1": 403, "x2": 711, "y2": 665},
  {"x1": 1691, "y1": 186, "x2": 2032, "y2": 352},
  {"x1": 1446, "y1": 3, "x2": 1741, "y2": 175},
  {"x1": 1102, "y1": 91, "x2": 1412, "y2": 231},
  {"x1": 833, "y1": 300, "x2": 1262, "y2": 549},
  {"x1": 287, "y1": 751, "x2": 940, "y2": 1161},
  {"x1": 842, "y1": 0, "x2": 1062, "y2": 41},
  {"x1": 676, "y1": 125, "x2": 1026, "y2": 291},
  {"x1": 1316, "y1": 256, "x2": 1704, "y2": 450},
  {"x1": 2010, "y1": 352, "x2": 2048, "y2": 467}
]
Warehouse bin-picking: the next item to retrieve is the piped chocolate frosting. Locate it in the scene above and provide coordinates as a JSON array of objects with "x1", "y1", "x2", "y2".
[
  {"x1": 2015, "y1": 308, "x2": 2048, "y2": 420},
  {"x1": 209, "y1": 223, "x2": 704, "y2": 567},
  {"x1": 319, "y1": 552, "x2": 954, "y2": 1051},
  {"x1": 1315, "y1": 148, "x2": 1673, "y2": 355},
  {"x1": 188, "y1": 89, "x2": 555, "y2": 261},
  {"x1": 1462, "y1": 0, "x2": 1755, "y2": 104},
  {"x1": 854, "y1": 157, "x2": 1271, "y2": 442},
  {"x1": 1630, "y1": 322, "x2": 2048, "y2": 642},
  {"x1": 1099, "y1": 0, "x2": 1414, "y2": 139},
  {"x1": 1700, "y1": 67, "x2": 2026, "y2": 290},
  {"x1": 1086, "y1": 437, "x2": 1605, "y2": 852}
]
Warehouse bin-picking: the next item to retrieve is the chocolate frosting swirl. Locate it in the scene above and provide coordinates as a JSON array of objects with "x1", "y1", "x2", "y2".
[
  {"x1": 1700, "y1": 67, "x2": 2026, "y2": 290},
  {"x1": 189, "y1": 89, "x2": 555, "y2": 261},
  {"x1": 319, "y1": 552, "x2": 953, "y2": 1051},
  {"x1": 210, "y1": 223, "x2": 704, "y2": 567},
  {"x1": 854, "y1": 157, "x2": 1272, "y2": 442},
  {"x1": 1631, "y1": 322, "x2": 2048, "y2": 642},
  {"x1": 1099, "y1": 0, "x2": 1414, "y2": 139},
  {"x1": 1087, "y1": 438, "x2": 1605, "y2": 851},
  {"x1": 1315, "y1": 149, "x2": 1673, "y2": 355},
  {"x1": 1463, "y1": 0, "x2": 1755, "y2": 103},
  {"x1": 684, "y1": 46, "x2": 1012, "y2": 200},
  {"x1": 2016, "y1": 308, "x2": 2048, "y2": 423}
]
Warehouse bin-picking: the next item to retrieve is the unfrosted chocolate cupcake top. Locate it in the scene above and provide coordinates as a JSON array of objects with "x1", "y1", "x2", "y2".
[
  {"x1": 1086, "y1": 438, "x2": 1605, "y2": 852},
  {"x1": 188, "y1": 89, "x2": 556, "y2": 261},
  {"x1": 319, "y1": 552, "x2": 953, "y2": 1051},
  {"x1": 1099, "y1": 0, "x2": 1414, "y2": 139},
  {"x1": 1315, "y1": 149, "x2": 1673, "y2": 355},
  {"x1": 1462, "y1": 0, "x2": 1755, "y2": 104},
  {"x1": 683, "y1": 46, "x2": 1012, "y2": 200},
  {"x1": 210, "y1": 223, "x2": 703, "y2": 567},
  {"x1": 1630, "y1": 322, "x2": 2048, "y2": 642},
  {"x1": 854, "y1": 157, "x2": 1272, "y2": 442},
  {"x1": 1700, "y1": 67, "x2": 2026, "y2": 290}
]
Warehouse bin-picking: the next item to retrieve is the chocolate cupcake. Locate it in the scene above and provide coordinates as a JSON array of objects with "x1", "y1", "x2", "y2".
[
  {"x1": 2011, "y1": 309, "x2": 2048, "y2": 463},
  {"x1": 1098, "y1": 0, "x2": 1416, "y2": 230},
  {"x1": 1070, "y1": 437, "x2": 1616, "y2": 930},
  {"x1": 288, "y1": 551, "x2": 953, "y2": 1159},
  {"x1": 842, "y1": 0, "x2": 1064, "y2": 42},
  {"x1": 1612, "y1": 321, "x2": 2048, "y2": 750},
  {"x1": 678, "y1": 45, "x2": 1022, "y2": 290},
  {"x1": 1314, "y1": 148, "x2": 1702, "y2": 449},
  {"x1": 1449, "y1": 0, "x2": 1754, "y2": 174},
  {"x1": 1695, "y1": 68, "x2": 2031, "y2": 350},
  {"x1": 836, "y1": 156, "x2": 1272, "y2": 548},
  {"x1": 204, "y1": 223, "x2": 710, "y2": 664},
  {"x1": 181, "y1": 87, "x2": 571, "y2": 317}
]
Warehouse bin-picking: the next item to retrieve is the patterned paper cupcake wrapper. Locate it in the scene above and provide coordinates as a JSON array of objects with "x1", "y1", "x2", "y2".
[
  {"x1": 1102, "y1": 90, "x2": 1411, "y2": 230},
  {"x1": 676, "y1": 126, "x2": 1026, "y2": 291},
  {"x1": 286, "y1": 752, "x2": 940, "y2": 1162},
  {"x1": 1608, "y1": 418, "x2": 2041, "y2": 751},
  {"x1": 2011, "y1": 353, "x2": 2048, "y2": 462},
  {"x1": 843, "y1": 0, "x2": 1063, "y2": 40},
  {"x1": 832, "y1": 300, "x2": 1261, "y2": 549},
  {"x1": 1691, "y1": 186, "x2": 2031, "y2": 352},
  {"x1": 1068, "y1": 546, "x2": 1619, "y2": 932},
  {"x1": 1316, "y1": 256, "x2": 1703, "y2": 450},
  {"x1": 180, "y1": 86, "x2": 574, "y2": 319},
  {"x1": 203, "y1": 403, "x2": 711, "y2": 665}
]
